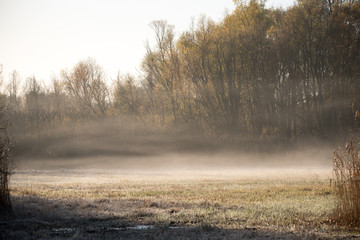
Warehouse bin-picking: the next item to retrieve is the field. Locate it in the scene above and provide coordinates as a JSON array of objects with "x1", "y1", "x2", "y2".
[{"x1": 2, "y1": 164, "x2": 360, "y2": 239}]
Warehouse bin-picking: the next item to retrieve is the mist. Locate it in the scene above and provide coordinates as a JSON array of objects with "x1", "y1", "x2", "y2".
[{"x1": 10, "y1": 115, "x2": 335, "y2": 171}]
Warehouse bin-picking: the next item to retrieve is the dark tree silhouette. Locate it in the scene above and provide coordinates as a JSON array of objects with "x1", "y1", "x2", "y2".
[{"x1": 0, "y1": 99, "x2": 12, "y2": 212}]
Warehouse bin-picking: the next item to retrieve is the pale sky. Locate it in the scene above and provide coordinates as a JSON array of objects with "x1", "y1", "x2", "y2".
[{"x1": 0, "y1": 0, "x2": 295, "y2": 85}]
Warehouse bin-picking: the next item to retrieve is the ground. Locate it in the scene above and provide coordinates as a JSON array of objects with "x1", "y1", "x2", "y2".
[{"x1": 1, "y1": 167, "x2": 359, "y2": 239}]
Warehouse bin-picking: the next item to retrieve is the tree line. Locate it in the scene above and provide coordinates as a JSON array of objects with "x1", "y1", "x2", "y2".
[{"x1": 1, "y1": 0, "x2": 360, "y2": 148}]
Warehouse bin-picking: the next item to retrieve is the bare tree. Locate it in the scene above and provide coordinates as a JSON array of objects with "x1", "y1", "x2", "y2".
[
  {"x1": 142, "y1": 21, "x2": 182, "y2": 125},
  {"x1": 7, "y1": 70, "x2": 22, "y2": 115},
  {"x1": 62, "y1": 58, "x2": 109, "y2": 116}
]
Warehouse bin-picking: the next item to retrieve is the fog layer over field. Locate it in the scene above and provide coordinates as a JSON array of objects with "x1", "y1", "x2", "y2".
[{"x1": 13, "y1": 118, "x2": 334, "y2": 170}]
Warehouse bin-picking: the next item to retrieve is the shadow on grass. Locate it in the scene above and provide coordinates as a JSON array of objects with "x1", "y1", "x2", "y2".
[{"x1": 0, "y1": 195, "x2": 343, "y2": 240}]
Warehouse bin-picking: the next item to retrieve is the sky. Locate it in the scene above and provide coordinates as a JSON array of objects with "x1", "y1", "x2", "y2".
[{"x1": 0, "y1": 0, "x2": 296, "y2": 85}]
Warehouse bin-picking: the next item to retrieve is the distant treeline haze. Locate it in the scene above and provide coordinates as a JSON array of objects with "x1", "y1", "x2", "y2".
[{"x1": 1, "y1": 0, "x2": 360, "y2": 149}]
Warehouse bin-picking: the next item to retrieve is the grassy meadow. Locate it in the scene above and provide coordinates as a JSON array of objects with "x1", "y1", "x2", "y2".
[{"x1": 3, "y1": 167, "x2": 358, "y2": 239}]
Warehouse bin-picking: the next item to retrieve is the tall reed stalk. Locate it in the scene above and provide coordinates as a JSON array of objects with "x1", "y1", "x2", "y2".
[{"x1": 333, "y1": 139, "x2": 360, "y2": 228}]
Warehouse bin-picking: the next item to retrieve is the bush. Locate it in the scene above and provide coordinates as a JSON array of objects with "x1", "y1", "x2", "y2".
[
  {"x1": 0, "y1": 102, "x2": 12, "y2": 212},
  {"x1": 333, "y1": 139, "x2": 360, "y2": 228}
]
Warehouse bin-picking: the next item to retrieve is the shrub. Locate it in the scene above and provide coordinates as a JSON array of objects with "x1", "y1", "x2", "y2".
[
  {"x1": 0, "y1": 101, "x2": 12, "y2": 213},
  {"x1": 333, "y1": 139, "x2": 360, "y2": 228}
]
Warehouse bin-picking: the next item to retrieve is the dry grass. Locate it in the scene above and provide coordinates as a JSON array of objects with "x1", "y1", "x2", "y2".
[
  {"x1": 8, "y1": 169, "x2": 336, "y2": 232},
  {"x1": 333, "y1": 139, "x2": 360, "y2": 228}
]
